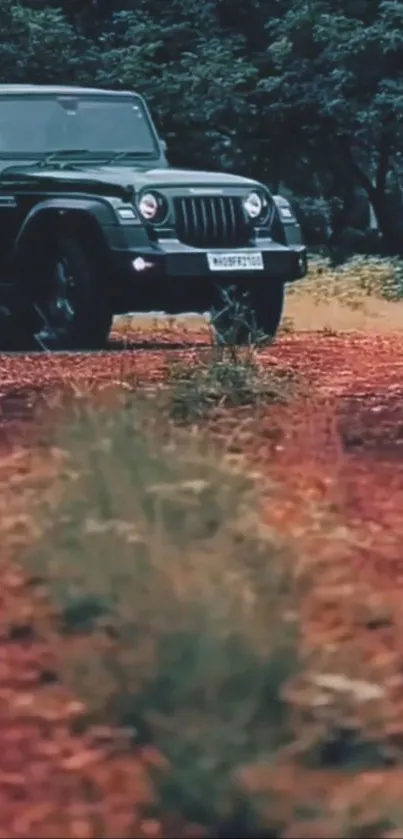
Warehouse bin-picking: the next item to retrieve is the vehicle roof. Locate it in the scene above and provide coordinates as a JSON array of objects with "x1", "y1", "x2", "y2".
[{"x1": 0, "y1": 85, "x2": 137, "y2": 97}]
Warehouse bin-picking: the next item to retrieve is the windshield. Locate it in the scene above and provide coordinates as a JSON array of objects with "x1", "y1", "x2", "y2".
[{"x1": 0, "y1": 94, "x2": 159, "y2": 157}]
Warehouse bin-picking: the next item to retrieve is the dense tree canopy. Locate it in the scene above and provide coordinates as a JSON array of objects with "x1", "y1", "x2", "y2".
[{"x1": 3, "y1": 0, "x2": 403, "y2": 253}]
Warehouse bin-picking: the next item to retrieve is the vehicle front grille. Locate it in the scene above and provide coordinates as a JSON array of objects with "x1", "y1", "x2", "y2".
[{"x1": 174, "y1": 195, "x2": 251, "y2": 248}]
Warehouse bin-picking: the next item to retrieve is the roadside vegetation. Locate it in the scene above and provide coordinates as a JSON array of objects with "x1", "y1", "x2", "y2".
[
  {"x1": 2, "y1": 261, "x2": 402, "y2": 836},
  {"x1": 15, "y1": 380, "x2": 403, "y2": 838}
]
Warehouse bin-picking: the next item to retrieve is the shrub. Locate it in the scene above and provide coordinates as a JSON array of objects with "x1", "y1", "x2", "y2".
[
  {"x1": 168, "y1": 286, "x2": 299, "y2": 423},
  {"x1": 21, "y1": 394, "x2": 303, "y2": 832},
  {"x1": 169, "y1": 347, "x2": 298, "y2": 423},
  {"x1": 292, "y1": 255, "x2": 403, "y2": 304}
]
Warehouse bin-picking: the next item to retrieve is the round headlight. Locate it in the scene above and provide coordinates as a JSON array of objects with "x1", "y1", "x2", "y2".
[
  {"x1": 138, "y1": 191, "x2": 166, "y2": 223},
  {"x1": 243, "y1": 191, "x2": 264, "y2": 220}
]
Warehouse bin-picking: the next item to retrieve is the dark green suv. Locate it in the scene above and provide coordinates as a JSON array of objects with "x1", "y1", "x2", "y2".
[{"x1": 0, "y1": 85, "x2": 307, "y2": 350}]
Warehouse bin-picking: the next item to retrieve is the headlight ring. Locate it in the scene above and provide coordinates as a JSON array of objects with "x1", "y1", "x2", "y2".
[
  {"x1": 138, "y1": 190, "x2": 167, "y2": 224},
  {"x1": 243, "y1": 191, "x2": 271, "y2": 224}
]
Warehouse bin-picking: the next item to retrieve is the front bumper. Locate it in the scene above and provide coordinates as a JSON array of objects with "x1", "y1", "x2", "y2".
[{"x1": 108, "y1": 235, "x2": 307, "y2": 312}]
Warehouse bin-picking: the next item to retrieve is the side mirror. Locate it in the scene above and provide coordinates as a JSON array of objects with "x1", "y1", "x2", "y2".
[{"x1": 160, "y1": 138, "x2": 168, "y2": 153}]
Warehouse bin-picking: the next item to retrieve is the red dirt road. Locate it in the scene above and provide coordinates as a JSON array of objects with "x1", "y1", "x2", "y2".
[
  {"x1": 1, "y1": 325, "x2": 403, "y2": 838},
  {"x1": 1, "y1": 327, "x2": 403, "y2": 580},
  {"x1": 1, "y1": 325, "x2": 403, "y2": 612}
]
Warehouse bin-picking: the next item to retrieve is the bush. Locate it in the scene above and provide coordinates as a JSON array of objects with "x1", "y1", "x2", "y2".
[
  {"x1": 21, "y1": 394, "x2": 303, "y2": 832},
  {"x1": 292, "y1": 255, "x2": 403, "y2": 304},
  {"x1": 167, "y1": 286, "x2": 299, "y2": 423},
  {"x1": 169, "y1": 347, "x2": 298, "y2": 423},
  {"x1": 335, "y1": 255, "x2": 403, "y2": 300}
]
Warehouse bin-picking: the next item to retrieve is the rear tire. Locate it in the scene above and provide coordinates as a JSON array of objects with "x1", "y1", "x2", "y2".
[
  {"x1": 212, "y1": 282, "x2": 285, "y2": 345},
  {"x1": 12, "y1": 232, "x2": 113, "y2": 351}
]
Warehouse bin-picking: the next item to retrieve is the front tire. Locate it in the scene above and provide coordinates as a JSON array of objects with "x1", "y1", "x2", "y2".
[
  {"x1": 12, "y1": 233, "x2": 113, "y2": 351},
  {"x1": 212, "y1": 282, "x2": 285, "y2": 346}
]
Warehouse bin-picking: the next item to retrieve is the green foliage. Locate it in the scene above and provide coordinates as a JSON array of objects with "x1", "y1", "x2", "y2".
[
  {"x1": 96, "y1": 10, "x2": 257, "y2": 169},
  {"x1": 259, "y1": 0, "x2": 403, "y2": 249},
  {"x1": 169, "y1": 349, "x2": 297, "y2": 424},
  {"x1": 4, "y1": 0, "x2": 403, "y2": 250},
  {"x1": 0, "y1": 0, "x2": 87, "y2": 83}
]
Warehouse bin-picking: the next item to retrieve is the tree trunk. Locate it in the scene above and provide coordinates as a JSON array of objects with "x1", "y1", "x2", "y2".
[{"x1": 338, "y1": 135, "x2": 401, "y2": 254}]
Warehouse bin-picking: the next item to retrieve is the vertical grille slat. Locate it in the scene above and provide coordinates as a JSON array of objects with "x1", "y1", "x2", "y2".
[
  {"x1": 218, "y1": 198, "x2": 226, "y2": 241},
  {"x1": 228, "y1": 198, "x2": 237, "y2": 244},
  {"x1": 174, "y1": 195, "x2": 251, "y2": 248},
  {"x1": 200, "y1": 199, "x2": 208, "y2": 245},
  {"x1": 181, "y1": 199, "x2": 190, "y2": 239},
  {"x1": 210, "y1": 198, "x2": 218, "y2": 241},
  {"x1": 190, "y1": 198, "x2": 198, "y2": 234}
]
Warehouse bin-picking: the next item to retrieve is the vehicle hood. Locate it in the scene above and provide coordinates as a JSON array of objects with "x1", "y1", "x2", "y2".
[{"x1": 0, "y1": 163, "x2": 261, "y2": 194}]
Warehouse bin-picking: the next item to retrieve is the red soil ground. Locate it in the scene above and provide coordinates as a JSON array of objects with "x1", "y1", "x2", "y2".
[{"x1": 1, "y1": 321, "x2": 403, "y2": 837}]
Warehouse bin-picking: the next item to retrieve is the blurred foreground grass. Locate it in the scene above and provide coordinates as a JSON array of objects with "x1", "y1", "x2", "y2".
[
  {"x1": 21, "y1": 392, "x2": 302, "y2": 833},
  {"x1": 16, "y1": 365, "x2": 403, "y2": 837}
]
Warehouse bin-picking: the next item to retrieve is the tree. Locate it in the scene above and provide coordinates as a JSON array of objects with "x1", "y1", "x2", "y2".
[
  {"x1": 259, "y1": 0, "x2": 403, "y2": 251},
  {"x1": 96, "y1": 9, "x2": 258, "y2": 173},
  {"x1": 4, "y1": 0, "x2": 403, "y2": 254},
  {"x1": 0, "y1": 0, "x2": 92, "y2": 83}
]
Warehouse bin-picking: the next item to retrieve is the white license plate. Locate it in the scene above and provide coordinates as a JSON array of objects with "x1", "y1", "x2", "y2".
[{"x1": 207, "y1": 251, "x2": 264, "y2": 272}]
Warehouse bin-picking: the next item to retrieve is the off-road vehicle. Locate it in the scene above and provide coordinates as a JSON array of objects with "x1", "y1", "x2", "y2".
[{"x1": 0, "y1": 85, "x2": 307, "y2": 350}]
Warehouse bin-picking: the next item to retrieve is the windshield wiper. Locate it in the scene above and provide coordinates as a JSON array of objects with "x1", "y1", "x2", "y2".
[
  {"x1": 104, "y1": 150, "x2": 156, "y2": 165},
  {"x1": 0, "y1": 148, "x2": 156, "y2": 178},
  {"x1": 1, "y1": 149, "x2": 93, "y2": 176},
  {"x1": 37, "y1": 149, "x2": 92, "y2": 168}
]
